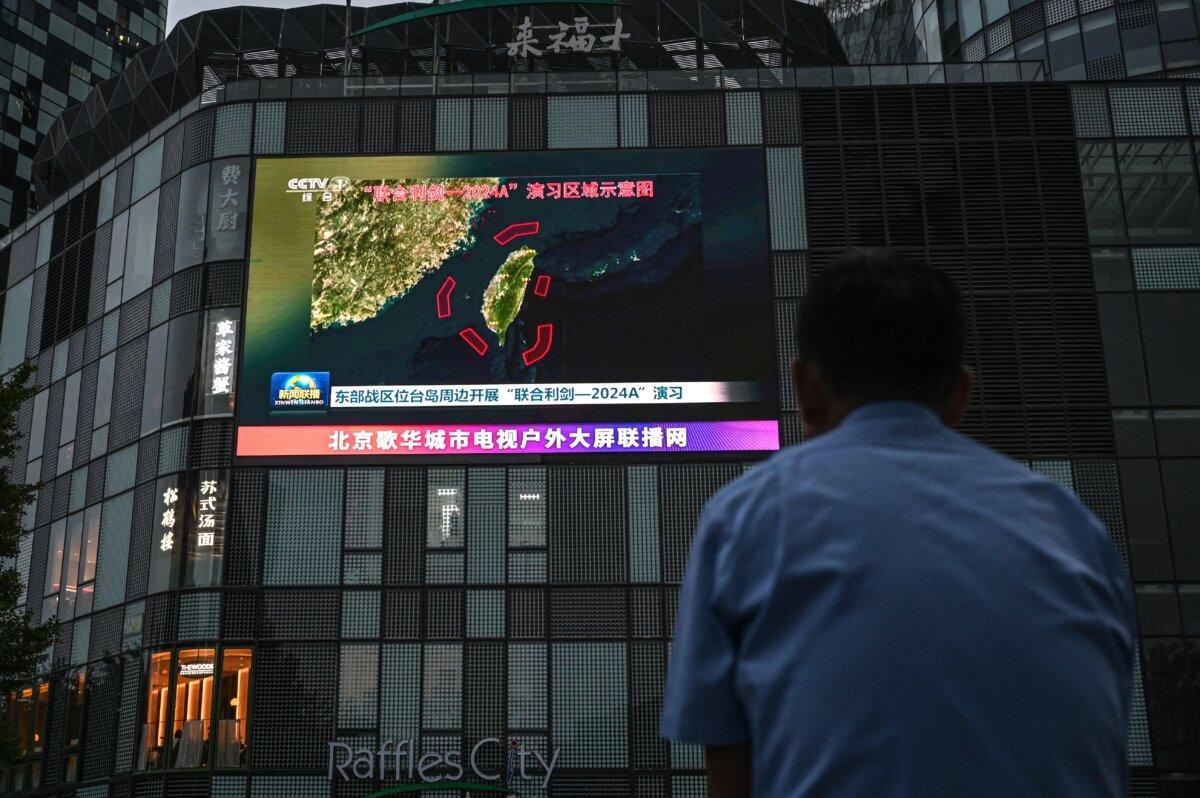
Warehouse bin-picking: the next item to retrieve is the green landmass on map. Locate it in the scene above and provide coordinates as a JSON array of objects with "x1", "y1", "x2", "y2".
[
  {"x1": 311, "y1": 177, "x2": 500, "y2": 331},
  {"x1": 482, "y1": 246, "x2": 537, "y2": 346}
]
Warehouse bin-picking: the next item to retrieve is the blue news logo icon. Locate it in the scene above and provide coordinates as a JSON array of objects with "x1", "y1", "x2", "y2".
[{"x1": 270, "y1": 372, "x2": 330, "y2": 409}]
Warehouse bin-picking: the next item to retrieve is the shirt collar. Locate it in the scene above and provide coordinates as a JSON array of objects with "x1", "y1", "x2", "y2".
[{"x1": 839, "y1": 401, "x2": 944, "y2": 431}]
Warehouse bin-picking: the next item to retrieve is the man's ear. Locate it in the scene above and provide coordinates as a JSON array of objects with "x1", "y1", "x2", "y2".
[
  {"x1": 792, "y1": 359, "x2": 834, "y2": 438},
  {"x1": 940, "y1": 366, "x2": 974, "y2": 428}
]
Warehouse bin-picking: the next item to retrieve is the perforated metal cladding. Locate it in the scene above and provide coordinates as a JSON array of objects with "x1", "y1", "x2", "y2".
[
  {"x1": 153, "y1": 175, "x2": 181, "y2": 284},
  {"x1": 203, "y1": 261, "x2": 245, "y2": 307},
  {"x1": 214, "y1": 103, "x2": 254, "y2": 157},
  {"x1": 802, "y1": 86, "x2": 1107, "y2": 459},
  {"x1": 254, "y1": 101, "x2": 286, "y2": 154},
  {"x1": 1133, "y1": 247, "x2": 1200, "y2": 289},
  {"x1": 435, "y1": 97, "x2": 472, "y2": 152},
  {"x1": 190, "y1": 418, "x2": 232, "y2": 467},
  {"x1": 726, "y1": 91, "x2": 763, "y2": 145},
  {"x1": 472, "y1": 96, "x2": 509, "y2": 150},
  {"x1": 80, "y1": 658, "x2": 121, "y2": 781},
  {"x1": 108, "y1": 337, "x2": 147, "y2": 450},
  {"x1": 170, "y1": 266, "x2": 203, "y2": 317},
  {"x1": 661, "y1": 465, "x2": 742, "y2": 583},
  {"x1": 142, "y1": 592, "x2": 177, "y2": 647},
  {"x1": 463, "y1": 641, "x2": 504, "y2": 756},
  {"x1": 396, "y1": 97, "x2": 435, "y2": 152},
  {"x1": 260, "y1": 589, "x2": 338, "y2": 639},
  {"x1": 182, "y1": 111, "x2": 214, "y2": 170},
  {"x1": 265, "y1": 469, "x2": 342, "y2": 585},
  {"x1": 385, "y1": 467, "x2": 424, "y2": 584},
  {"x1": 252, "y1": 643, "x2": 337, "y2": 769},
  {"x1": 287, "y1": 100, "x2": 361, "y2": 154},
  {"x1": 549, "y1": 466, "x2": 626, "y2": 583},
  {"x1": 362, "y1": 100, "x2": 397, "y2": 153},
  {"x1": 1110, "y1": 85, "x2": 1187, "y2": 136},
  {"x1": 509, "y1": 95, "x2": 546, "y2": 150},
  {"x1": 553, "y1": 642, "x2": 628, "y2": 767},
  {"x1": 548, "y1": 95, "x2": 618, "y2": 148},
  {"x1": 550, "y1": 587, "x2": 628, "y2": 638},
  {"x1": 649, "y1": 92, "x2": 725, "y2": 147}
]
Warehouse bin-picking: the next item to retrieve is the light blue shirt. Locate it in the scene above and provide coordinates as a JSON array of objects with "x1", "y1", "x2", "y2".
[{"x1": 661, "y1": 402, "x2": 1135, "y2": 797}]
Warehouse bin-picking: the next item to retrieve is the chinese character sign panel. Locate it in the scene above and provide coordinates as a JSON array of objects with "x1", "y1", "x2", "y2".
[{"x1": 237, "y1": 151, "x2": 778, "y2": 458}]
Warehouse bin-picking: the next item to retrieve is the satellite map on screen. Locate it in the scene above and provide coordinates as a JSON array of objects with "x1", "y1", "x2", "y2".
[
  {"x1": 306, "y1": 171, "x2": 700, "y2": 384},
  {"x1": 238, "y1": 150, "x2": 777, "y2": 456}
]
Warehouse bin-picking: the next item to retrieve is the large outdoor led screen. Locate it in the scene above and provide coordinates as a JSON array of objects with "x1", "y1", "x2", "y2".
[{"x1": 236, "y1": 150, "x2": 778, "y2": 458}]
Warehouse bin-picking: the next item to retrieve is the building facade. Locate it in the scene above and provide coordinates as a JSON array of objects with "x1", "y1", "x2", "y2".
[
  {"x1": 0, "y1": 0, "x2": 165, "y2": 234},
  {"x1": 0, "y1": 1, "x2": 1196, "y2": 797}
]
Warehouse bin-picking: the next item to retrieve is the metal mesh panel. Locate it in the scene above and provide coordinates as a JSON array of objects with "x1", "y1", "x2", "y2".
[
  {"x1": 260, "y1": 589, "x2": 339, "y2": 640},
  {"x1": 549, "y1": 466, "x2": 626, "y2": 583},
  {"x1": 1071, "y1": 85, "x2": 1112, "y2": 137},
  {"x1": 131, "y1": 138, "x2": 164, "y2": 203},
  {"x1": 362, "y1": 100, "x2": 397, "y2": 153},
  {"x1": 472, "y1": 96, "x2": 509, "y2": 150},
  {"x1": 254, "y1": 101, "x2": 286, "y2": 154},
  {"x1": 726, "y1": 91, "x2": 763, "y2": 145},
  {"x1": 252, "y1": 644, "x2": 337, "y2": 769},
  {"x1": 509, "y1": 95, "x2": 546, "y2": 150},
  {"x1": 548, "y1": 95, "x2": 618, "y2": 148},
  {"x1": 264, "y1": 469, "x2": 343, "y2": 585},
  {"x1": 436, "y1": 97, "x2": 472, "y2": 151},
  {"x1": 182, "y1": 111, "x2": 214, "y2": 169},
  {"x1": 286, "y1": 100, "x2": 360, "y2": 154},
  {"x1": 629, "y1": 465, "x2": 661, "y2": 583},
  {"x1": 342, "y1": 590, "x2": 380, "y2": 638},
  {"x1": 422, "y1": 642, "x2": 463, "y2": 728},
  {"x1": 396, "y1": 97, "x2": 435, "y2": 152},
  {"x1": 385, "y1": 468, "x2": 424, "y2": 584},
  {"x1": 648, "y1": 92, "x2": 724, "y2": 147},
  {"x1": 508, "y1": 641, "x2": 547, "y2": 728},
  {"x1": 619, "y1": 93, "x2": 648, "y2": 147},
  {"x1": 214, "y1": 103, "x2": 253, "y2": 157},
  {"x1": 1109, "y1": 85, "x2": 1186, "y2": 136},
  {"x1": 467, "y1": 468, "x2": 504, "y2": 583},
  {"x1": 344, "y1": 468, "x2": 384, "y2": 548},
  {"x1": 661, "y1": 465, "x2": 742, "y2": 583},
  {"x1": 338, "y1": 643, "x2": 379, "y2": 727},
  {"x1": 509, "y1": 587, "x2": 545, "y2": 639},
  {"x1": 552, "y1": 642, "x2": 627, "y2": 767},
  {"x1": 1132, "y1": 247, "x2": 1200, "y2": 290},
  {"x1": 178, "y1": 591, "x2": 220, "y2": 639},
  {"x1": 767, "y1": 147, "x2": 806, "y2": 250},
  {"x1": 95, "y1": 490, "x2": 134, "y2": 609},
  {"x1": 383, "y1": 589, "x2": 421, "y2": 639},
  {"x1": 550, "y1": 587, "x2": 627, "y2": 637},
  {"x1": 380, "y1": 643, "x2": 421, "y2": 740}
]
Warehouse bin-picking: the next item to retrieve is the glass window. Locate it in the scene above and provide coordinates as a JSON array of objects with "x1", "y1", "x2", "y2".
[
  {"x1": 1159, "y1": 0, "x2": 1198, "y2": 39},
  {"x1": 140, "y1": 652, "x2": 173, "y2": 770},
  {"x1": 77, "y1": 504, "x2": 100, "y2": 618},
  {"x1": 62, "y1": 670, "x2": 86, "y2": 782},
  {"x1": 1118, "y1": 141, "x2": 1200, "y2": 243},
  {"x1": 984, "y1": 0, "x2": 1007, "y2": 23},
  {"x1": 123, "y1": 190, "x2": 159, "y2": 302},
  {"x1": 1047, "y1": 21, "x2": 1086, "y2": 80},
  {"x1": 206, "y1": 159, "x2": 250, "y2": 263},
  {"x1": 141, "y1": 324, "x2": 168, "y2": 435},
  {"x1": 1079, "y1": 142, "x2": 1126, "y2": 244},
  {"x1": 2, "y1": 682, "x2": 49, "y2": 790},
  {"x1": 139, "y1": 648, "x2": 249, "y2": 772},
  {"x1": 215, "y1": 649, "x2": 252, "y2": 767},
  {"x1": 1081, "y1": 11, "x2": 1120, "y2": 63},
  {"x1": 162, "y1": 313, "x2": 200, "y2": 425},
  {"x1": 59, "y1": 370, "x2": 81, "y2": 449},
  {"x1": 173, "y1": 648, "x2": 216, "y2": 768},
  {"x1": 960, "y1": 0, "x2": 983, "y2": 38},
  {"x1": 59, "y1": 512, "x2": 83, "y2": 620},
  {"x1": 175, "y1": 164, "x2": 209, "y2": 271},
  {"x1": 1122, "y1": 24, "x2": 1164, "y2": 75},
  {"x1": 42, "y1": 519, "x2": 66, "y2": 620}
]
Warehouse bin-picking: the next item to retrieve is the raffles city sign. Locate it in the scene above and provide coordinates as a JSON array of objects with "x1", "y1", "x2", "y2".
[{"x1": 328, "y1": 738, "x2": 560, "y2": 792}]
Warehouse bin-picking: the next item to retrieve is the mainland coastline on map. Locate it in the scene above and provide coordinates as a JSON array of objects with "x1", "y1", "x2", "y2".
[{"x1": 310, "y1": 177, "x2": 500, "y2": 332}]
